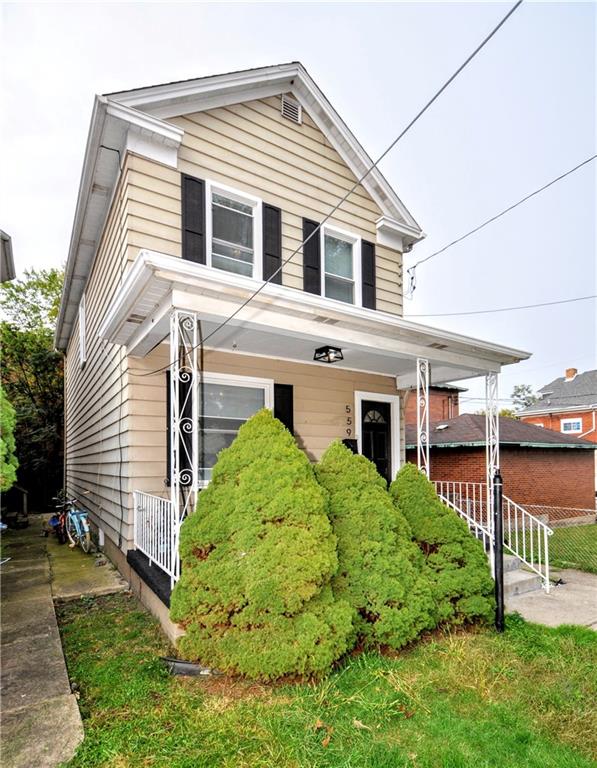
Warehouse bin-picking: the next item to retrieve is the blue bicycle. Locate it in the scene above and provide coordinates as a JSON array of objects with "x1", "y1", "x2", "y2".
[{"x1": 63, "y1": 498, "x2": 91, "y2": 553}]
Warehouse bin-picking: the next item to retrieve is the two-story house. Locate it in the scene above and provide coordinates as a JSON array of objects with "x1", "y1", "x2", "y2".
[
  {"x1": 56, "y1": 63, "x2": 532, "y2": 636},
  {"x1": 520, "y1": 367, "x2": 597, "y2": 498}
]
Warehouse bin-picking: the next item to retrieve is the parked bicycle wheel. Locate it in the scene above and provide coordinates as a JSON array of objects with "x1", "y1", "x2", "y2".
[
  {"x1": 66, "y1": 515, "x2": 79, "y2": 548},
  {"x1": 79, "y1": 525, "x2": 91, "y2": 554}
]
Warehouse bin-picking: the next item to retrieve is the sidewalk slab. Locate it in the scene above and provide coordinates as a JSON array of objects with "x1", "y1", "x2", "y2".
[
  {"x1": 0, "y1": 522, "x2": 84, "y2": 767},
  {"x1": 506, "y1": 568, "x2": 597, "y2": 629}
]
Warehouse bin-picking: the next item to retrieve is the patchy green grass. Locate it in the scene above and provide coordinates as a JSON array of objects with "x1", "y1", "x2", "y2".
[
  {"x1": 550, "y1": 524, "x2": 597, "y2": 574},
  {"x1": 57, "y1": 593, "x2": 597, "y2": 768}
]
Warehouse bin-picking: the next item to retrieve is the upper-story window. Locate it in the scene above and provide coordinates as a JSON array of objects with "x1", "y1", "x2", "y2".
[
  {"x1": 321, "y1": 225, "x2": 361, "y2": 305},
  {"x1": 207, "y1": 182, "x2": 262, "y2": 279},
  {"x1": 561, "y1": 417, "x2": 582, "y2": 433}
]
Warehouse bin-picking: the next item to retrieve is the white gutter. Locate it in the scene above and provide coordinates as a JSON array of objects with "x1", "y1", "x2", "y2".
[{"x1": 580, "y1": 410, "x2": 597, "y2": 440}]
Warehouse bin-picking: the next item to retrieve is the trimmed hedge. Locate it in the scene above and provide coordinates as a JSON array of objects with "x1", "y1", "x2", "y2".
[
  {"x1": 170, "y1": 409, "x2": 353, "y2": 680},
  {"x1": 315, "y1": 442, "x2": 436, "y2": 650},
  {"x1": 390, "y1": 463, "x2": 494, "y2": 625}
]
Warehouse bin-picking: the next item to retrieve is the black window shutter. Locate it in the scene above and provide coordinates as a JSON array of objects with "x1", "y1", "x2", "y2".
[
  {"x1": 263, "y1": 203, "x2": 282, "y2": 284},
  {"x1": 181, "y1": 174, "x2": 206, "y2": 264},
  {"x1": 361, "y1": 240, "x2": 376, "y2": 309},
  {"x1": 302, "y1": 218, "x2": 321, "y2": 295},
  {"x1": 274, "y1": 384, "x2": 294, "y2": 435},
  {"x1": 165, "y1": 372, "x2": 171, "y2": 486}
]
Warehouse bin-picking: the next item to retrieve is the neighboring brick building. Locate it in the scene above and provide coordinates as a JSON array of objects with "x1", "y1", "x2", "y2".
[
  {"x1": 405, "y1": 414, "x2": 596, "y2": 524},
  {"x1": 519, "y1": 368, "x2": 597, "y2": 496},
  {"x1": 404, "y1": 384, "x2": 463, "y2": 424}
]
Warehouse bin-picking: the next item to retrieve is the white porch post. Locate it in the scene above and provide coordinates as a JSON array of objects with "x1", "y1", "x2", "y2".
[
  {"x1": 170, "y1": 310, "x2": 199, "y2": 588},
  {"x1": 416, "y1": 357, "x2": 430, "y2": 478},
  {"x1": 485, "y1": 371, "x2": 500, "y2": 575}
]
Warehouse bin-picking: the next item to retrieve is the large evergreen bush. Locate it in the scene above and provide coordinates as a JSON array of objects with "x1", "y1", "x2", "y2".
[
  {"x1": 315, "y1": 442, "x2": 436, "y2": 650},
  {"x1": 170, "y1": 409, "x2": 353, "y2": 680},
  {"x1": 390, "y1": 463, "x2": 494, "y2": 624}
]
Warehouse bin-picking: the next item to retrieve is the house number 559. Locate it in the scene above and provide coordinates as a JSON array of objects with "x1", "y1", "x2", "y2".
[{"x1": 345, "y1": 404, "x2": 352, "y2": 436}]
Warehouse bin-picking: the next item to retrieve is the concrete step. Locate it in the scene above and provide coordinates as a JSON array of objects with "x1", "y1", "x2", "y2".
[
  {"x1": 504, "y1": 555, "x2": 523, "y2": 573},
  {"x1": 504, "y1": 569, "x2": 543, "y2": 598}
]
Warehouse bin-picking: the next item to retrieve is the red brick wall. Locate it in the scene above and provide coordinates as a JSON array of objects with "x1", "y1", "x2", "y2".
[
  {"x1": 404, "y1": 389, "x2": 460, "y2": 425},
  {"x1": 521, "y1": 410, "x2": 597, "y2": 443},
  {"x1": 404, "y1": 446, "x2": 596, "y2": 511}
]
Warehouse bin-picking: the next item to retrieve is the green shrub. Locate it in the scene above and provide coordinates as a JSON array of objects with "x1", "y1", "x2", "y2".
[
  {"x1": 315, "y1": 442, "x2": 436, "y2": 650},
  {"x1": 0, "y1": 385, "x2": 18, "y2": 492},
  {"x1": 390, "y1": 463, "x2": 494, "y2": 625},
  {"x1": 170, "y1": 409, "x2": 353, "y2": 680}
]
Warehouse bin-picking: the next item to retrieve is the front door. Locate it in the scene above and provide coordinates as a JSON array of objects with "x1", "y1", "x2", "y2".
[{"x1": 361, "y1": 400, "x2": 391, "y2": 483}]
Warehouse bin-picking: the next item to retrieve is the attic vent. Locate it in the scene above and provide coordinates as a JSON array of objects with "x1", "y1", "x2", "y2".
[
  {"x1": 281, "y1": 94, "x2": 302, "y2": 124},
  {"x1": 127, "y1": 313, "x2": 144, "y2": 325},
  {"x1": 428, "y1": 342, "x2": 448, "y2": 350}
]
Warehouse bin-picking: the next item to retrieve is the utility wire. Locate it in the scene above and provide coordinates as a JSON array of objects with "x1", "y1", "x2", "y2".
[
  {"x1": 138, "y1": 0, "x2": 523, "y2": 379},
  {"x1": 405, "y1": 294, "x2": 595, "y2": 318},
  {"x1": 405, "y1": 154, "x2": 597, "y2": 296}
]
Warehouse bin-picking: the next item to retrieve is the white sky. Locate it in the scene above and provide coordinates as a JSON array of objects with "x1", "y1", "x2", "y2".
[{"x1": 1, "y1": 1, "x2": 595, "y2": 409}]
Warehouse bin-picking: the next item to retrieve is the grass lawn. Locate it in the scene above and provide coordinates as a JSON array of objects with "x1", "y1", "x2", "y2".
[
  {"x1": 550, "y1": 524, "x2": 597, "y2": 574},
  {"x1": 57, "y1": 594, "x2": 597, "y2": 768}
]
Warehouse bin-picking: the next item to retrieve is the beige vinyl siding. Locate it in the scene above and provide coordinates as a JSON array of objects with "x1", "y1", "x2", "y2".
[
  {"x1": 64, "y1": 155, "x2": 152, "y2": 548},
  {"x1": 129, "y1": 346, "x2": 407, "y2": 493},
  {"x1": 64, "y1": 92, "x2": 408, "y2": 553},
  {"x1": 169, "y1": 95, "x2": 403, "y2": 314}
]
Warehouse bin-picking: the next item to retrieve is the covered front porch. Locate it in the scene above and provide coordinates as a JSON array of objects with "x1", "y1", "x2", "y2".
[{"x1": 99, "y1": 250, "x2": 541, "y2": 593}]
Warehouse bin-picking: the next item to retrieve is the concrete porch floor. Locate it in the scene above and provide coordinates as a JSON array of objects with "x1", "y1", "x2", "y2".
[{"x1": 0, "y1": 516, "x2": 127, "y2": 768}]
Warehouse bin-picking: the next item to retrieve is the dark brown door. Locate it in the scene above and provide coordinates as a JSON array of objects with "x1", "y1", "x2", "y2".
[{"x1": 361, "y1": 400, "x2": 391, "y2": 482}]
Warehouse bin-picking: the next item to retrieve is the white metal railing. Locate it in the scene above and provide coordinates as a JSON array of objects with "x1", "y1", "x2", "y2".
[
  {"x1": 133, "y1": 491, "x2": 175, "y2": 581},
  {"x1": 503, "y1": 495, "x2": 553, "y2": 591},
  {"x1": 434, "y1": 481, "x2": 553, "y2": 592}
]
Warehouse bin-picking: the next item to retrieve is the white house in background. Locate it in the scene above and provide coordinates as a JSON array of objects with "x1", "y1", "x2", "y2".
[{"x1": 56, "y1": 63, "x2": 539, "y2": 639}]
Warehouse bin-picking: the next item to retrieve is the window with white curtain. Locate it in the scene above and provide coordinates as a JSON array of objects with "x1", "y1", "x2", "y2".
[
  {"x1": 208, "y1": 182, "x2": 262, "y2": 279},
  {"x1": 321, "y1": 225, "x2": 360, "y2": 305}
]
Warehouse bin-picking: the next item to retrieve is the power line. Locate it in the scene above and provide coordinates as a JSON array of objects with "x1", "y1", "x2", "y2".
[
  {"x1": 405, "y1": 154, "x2": 597, "y2": 296},
  {"x1": 139, "y1": 0, "x2": 523, "y2": 378},
  {"x1": 405, "y1": 294, "x2": 595, "y2": 318}
]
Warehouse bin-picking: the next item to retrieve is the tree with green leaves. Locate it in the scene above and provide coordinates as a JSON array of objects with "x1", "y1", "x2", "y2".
[
  {"x1": 511, "y1": 384, "x2": 537, "y2": 411},
  {"x1": 0, "y1": 385, "x2": 18, "y2": 492},
  {"x1": 0, "y1": 268, "x2": 64, "y2": 509}
]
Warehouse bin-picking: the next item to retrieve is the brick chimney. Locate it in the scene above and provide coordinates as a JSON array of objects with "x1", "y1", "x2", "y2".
[{"x1": 565, "y1": 367, "x2": 578, "y2": 381}]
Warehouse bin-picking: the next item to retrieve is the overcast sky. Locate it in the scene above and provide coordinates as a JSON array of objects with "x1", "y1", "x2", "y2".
[{"x1": 1, "y1": 1, "x2": 595, "y2": 409}]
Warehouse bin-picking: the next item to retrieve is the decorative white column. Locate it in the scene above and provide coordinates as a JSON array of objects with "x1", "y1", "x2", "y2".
[
  {"x1": 416, "y1": 357, "x2": 430, "y2": 478},
  {"x1": 485, "y1": 371, "x2": 500, "y2": 576},
  {"x1": 170, "y1": 310, "x2": 199, "y2": 586}
]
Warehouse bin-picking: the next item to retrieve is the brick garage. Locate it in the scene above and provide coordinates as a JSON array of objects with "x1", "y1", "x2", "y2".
[{"x1": 405, "y1": 414, "x2": 596, "y2": 523}]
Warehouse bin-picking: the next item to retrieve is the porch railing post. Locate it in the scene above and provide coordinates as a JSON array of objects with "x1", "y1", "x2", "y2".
[
  {"x1": 169, "y1": 309, "x2": 199, "y2": 589},
  {"x1": 416, "y1": 357, "x2": 430, "y2": 479},
  {"x1": 485, "y1": 371, "x2": 500, "y2": 576}
]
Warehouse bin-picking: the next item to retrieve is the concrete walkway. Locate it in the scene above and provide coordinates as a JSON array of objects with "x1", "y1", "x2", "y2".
[
  {"x1": 1, "y1": 518, "x2": 126, "y2": 767},
  {"x1": 506, "y1": 568, "x2": 597, "y2": 630}
]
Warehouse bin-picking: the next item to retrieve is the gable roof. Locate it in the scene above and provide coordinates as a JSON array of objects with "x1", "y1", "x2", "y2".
[
  {"x1": 405, "y1": 413, "x2": 596, "y2": 449},
  {"x1": 55, "y1": 62, "x2": 425, "y2": 350},
  {"x1": 519, "y1": 369, "x2": 597, "y2": 415}
]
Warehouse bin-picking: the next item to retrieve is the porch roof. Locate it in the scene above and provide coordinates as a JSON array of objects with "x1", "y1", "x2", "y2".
[{"x1": 98, "y1": 250, "x2": 530, "y2": 388}]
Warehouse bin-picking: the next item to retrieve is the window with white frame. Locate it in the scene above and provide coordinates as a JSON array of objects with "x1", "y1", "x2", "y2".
[
  {"x1": 198, "y1": 374, "x2": 273, "y2": 484},
  {"x1": 561, "y1": 417, "x2": 582, "y2": 434},
  {"x1": 79, "y1": 294, "x2": 86, "y2": 368},
  {"x1": 322, "y1": 225, "x2": 360, "y2": 304},
  {"x1": 208, "y1": 182, "x2": 261, "y2": 279}
]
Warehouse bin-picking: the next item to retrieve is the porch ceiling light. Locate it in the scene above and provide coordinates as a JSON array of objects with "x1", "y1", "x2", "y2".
[{"x1": 314, "y1": 345, "x2": 344, "y2": 364}]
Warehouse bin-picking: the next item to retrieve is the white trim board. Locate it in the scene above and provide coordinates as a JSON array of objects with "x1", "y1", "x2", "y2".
[{"x1": 354, "y1": 391, "x2": 401, "y2": 482}]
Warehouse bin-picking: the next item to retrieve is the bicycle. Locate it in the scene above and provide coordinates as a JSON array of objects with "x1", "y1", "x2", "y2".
[{"x1": 53, "y1": 496, "x2": 92, "y2": 553}]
